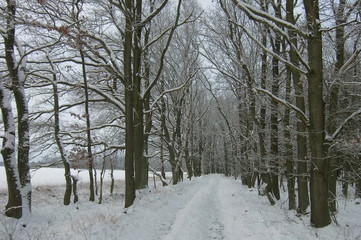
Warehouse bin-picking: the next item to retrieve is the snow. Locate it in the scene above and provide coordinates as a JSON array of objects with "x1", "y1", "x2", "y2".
[{"x1": 0, "y1": 169, "x2": 360, "y2": 239}]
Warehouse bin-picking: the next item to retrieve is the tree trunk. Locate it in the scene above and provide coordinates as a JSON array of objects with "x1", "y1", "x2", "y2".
[
  {"x1": 71, "y1": 175, "x2": 79, "y2": 204},
  {"x1": 110, "y1": 159, "x2": 115, "y2": 195},
  {"x1": 269, "y1": 0, "x2": 282, "y2": 201},
  {"x1": 0, "y1": 83, "x2": 22, "y2": 219},
  {"x1": 51, "y1": 75, "x2": 72, "y2": 205},
  {"x1": 327, "y1": 0, "x2": 346, "y2": 214},
  {"x1": 185, "y1": 140, "x2": 193, "y2": 179},
  {"x1": 286, "y1": 0, "x2": 309, "y2": 214},
  {"x1": 257, "y1": 28, "x2": 274, "y2": 204},
  {"x1": 4, "y1": 0, "x2": 31, "y2": 215},
  {"x1": 304, "y1": 0, "x2": 331, "y2": 228},
  {"x1": 124, "y1": 0, "x2": 136, "y2": 208},
  {"x1": 80, "y1": 49, "x2": 95, "y2": 202},
  {"x1": 160, "y1": 137, "x2": 167, "y2": 186},
  {"x1": 133, "y1": 0, "x2": 149, "y2": 190},
  {"x1": 284, "y1": 67, "x2": 296, "y2": 210}
]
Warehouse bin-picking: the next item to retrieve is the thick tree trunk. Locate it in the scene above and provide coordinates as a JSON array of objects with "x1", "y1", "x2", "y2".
[
  {"x1": 0, "y1": 83, "x2": 22, "y2": 219},
  {"x1": 133, "y1": 0, "x2": 149, "y2": 190},
  {"x1": 4, "y1": 0, "x2": 31, "y2": 214},
  {"x1": 304, "y1": 0, "x2": 331, "y2": 228},
  {"x1": 286, "y1": 0, "x2": 309, "y2": 214},
  {"x1": 124, "y1": 0, "x2": 136, "y2": 208}
]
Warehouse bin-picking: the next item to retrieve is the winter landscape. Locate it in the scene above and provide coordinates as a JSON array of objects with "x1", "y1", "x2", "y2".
[
  {"x1": 0, "y1": 167, "x2": 360, "y2": 240},
  {"x1": 1, "y1": 0, "x2": 361, "y2": 239}
]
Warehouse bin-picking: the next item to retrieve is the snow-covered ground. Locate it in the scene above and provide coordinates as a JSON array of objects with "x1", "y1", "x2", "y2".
[{"x1": 0, "y1": 167, "x2": 360, "y2": 240}]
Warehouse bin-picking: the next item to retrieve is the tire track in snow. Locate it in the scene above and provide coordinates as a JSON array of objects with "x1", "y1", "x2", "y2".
[{"x1": 163, "y1": 175, "x2": 224, "y2": 240}]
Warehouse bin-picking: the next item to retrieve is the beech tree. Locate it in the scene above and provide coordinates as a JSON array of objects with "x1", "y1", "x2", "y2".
[{"x1": 0, "y1": 0, "x2": 31, "y2": 218}]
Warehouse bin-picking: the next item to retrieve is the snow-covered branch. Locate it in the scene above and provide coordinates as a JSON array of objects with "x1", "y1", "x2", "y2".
[
  {"x1": 235, "y1": 23, "x2": 308, "y2": 75},
  {"x1": 254, "y1": 87, "x2": 309, "y2": 125},
  {"x1": 146, "y1": 69, "x2": 197, "y2": 112},
  {"x1": 326, "y1": 107, "x2": 361, "y2": 142},
  {"x1": 58, "y1": 80, "x2": 125, "y2": 113},
  {"x1": 339, "y1": 48, "x2": 361, "y2": 75},
  {"x1": 229, "y1": 18, "x2": 310, "y2": 72},
  {"x1": 148, "y1": 166, "x2": 168, "y2": 186},
  {"x1": 139, "y1": 0, "x2": 169, "y2": 27},
  {"x1": 231, "y1": 0, "x2": 308, "y2": 38}
]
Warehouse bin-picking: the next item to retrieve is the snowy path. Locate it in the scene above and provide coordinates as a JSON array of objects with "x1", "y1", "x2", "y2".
[
  {"x1": 116, "y1": 174, "x2": 226, "y2": 240},
  {"x1": 114, "y1": 174, "x2": 358, "y2": 240},
  {"x1": 163, "y1": 176, "x2": 224, "y2": 240},
  {"x1": 3, "y1": 173, "x2": 360, "y2": 239},
  {"x1": 110, "y1": 175, "x2": 310, "y2": 240}
]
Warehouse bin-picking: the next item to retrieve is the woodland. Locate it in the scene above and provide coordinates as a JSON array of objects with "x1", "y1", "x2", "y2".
[{"x1": 0, "y1": 0, "x2": 361, "y2": 232}]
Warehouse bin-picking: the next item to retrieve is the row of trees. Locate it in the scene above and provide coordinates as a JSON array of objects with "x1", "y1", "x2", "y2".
[
  {"x1": 0, "y1": 0, "x2": 210, "y2": 217},
  {"x1": 1, "y1": 0, "x2": 360, "y2": 229},
  {"x1": 202, "y1": 0, "x2": 361, "y2": 228}
]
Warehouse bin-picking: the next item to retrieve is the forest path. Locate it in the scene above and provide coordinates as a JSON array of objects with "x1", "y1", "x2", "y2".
[
  {"x1": 162, "y1": 175, "x2": 225, "y2": 240},
  {"x1": 17, "y1": 173, "x2": 356, "y2": 239},
  {"x1": 116, "y1": 174, "x2": 291, "y2": 240}
]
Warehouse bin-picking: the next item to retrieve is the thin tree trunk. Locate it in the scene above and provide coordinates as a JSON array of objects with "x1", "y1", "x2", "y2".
[
  {"x1": 160, "y1": 137, "x2": 167, "y2": 186},
  {"x1": 51, "y1": 74, "x2": 72, "y2": 205},
  {"x1": 286, "y1": 0, "x2": 309, "y2": 214},
  {"x1": 284, "y1": 67, "x2": 296, "y2": 210},
  {"x1": 258, "y1": 27, "x2": 274, "y2": 203},
  {"x1": 80, "y1": 49, "x2": 95, "y2": 202},
  {"x1": 98, "y1": 155, "x2": 106, "y2": 204},
  {"x1": 110, "y1": 159, "x2": 115, "y2": 195},
  {"x1": 327, "y1": 0, "x2": 346, "y2": 214}
]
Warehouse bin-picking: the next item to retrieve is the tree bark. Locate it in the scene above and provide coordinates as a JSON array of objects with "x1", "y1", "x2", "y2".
[
  {"x1": 80, "y1": 49, "x2": 95, "y2": 202},
  {"x1": 284, "y1": 67, "x2": 296, "y2": 210},
  {"x1": 51, "y1": 74, "x2": 72, "y2": 205},
  {"x1": 133, "y1": 0, "x2": 149, "y2": 190},
  {"x1": 286, "y1": 0, "x2": 309, "y2": 214},
  {"x1": 4, "y1": 0, "x2": 31, "y2": 214},
  {"x1": 124, "y1": 0, "x2": 136, "y2": 208},
  {"x1": 269, "y1": 0, "x2": 282, "y2": 201},
  {"x1": 0, "y1": 83, "x2": 22, "y2": 219},
  {"x1": 327, "y1": 0, "x2": 346, "y2": 214},
  {"x1": 304, "y1": 0, "x2": 331, "y2": 228}
]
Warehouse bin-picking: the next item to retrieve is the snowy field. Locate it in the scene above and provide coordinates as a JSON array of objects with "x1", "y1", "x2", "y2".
[{"x1": 0, "y1": 167, "x2": 360, "y2": 240}]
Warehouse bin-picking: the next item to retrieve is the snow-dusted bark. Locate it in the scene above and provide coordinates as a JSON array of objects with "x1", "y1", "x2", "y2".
[
  {"x1": 47, "y1": 54, "x2": 73, "y2": 205},
  {"x1": 0, "y1": 82, "x2": 22, "y2": 218},
  {"x1": 3, "y1": 0, "x2": 31, "y2": 215},
  {"x1": 285, "y1": 0, "x2": 309, "y2": 214}
]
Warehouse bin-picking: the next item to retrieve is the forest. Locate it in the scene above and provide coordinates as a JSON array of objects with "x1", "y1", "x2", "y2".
[{"x1": 0, "y1": 0, "x2": 360, "y2": 235}]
